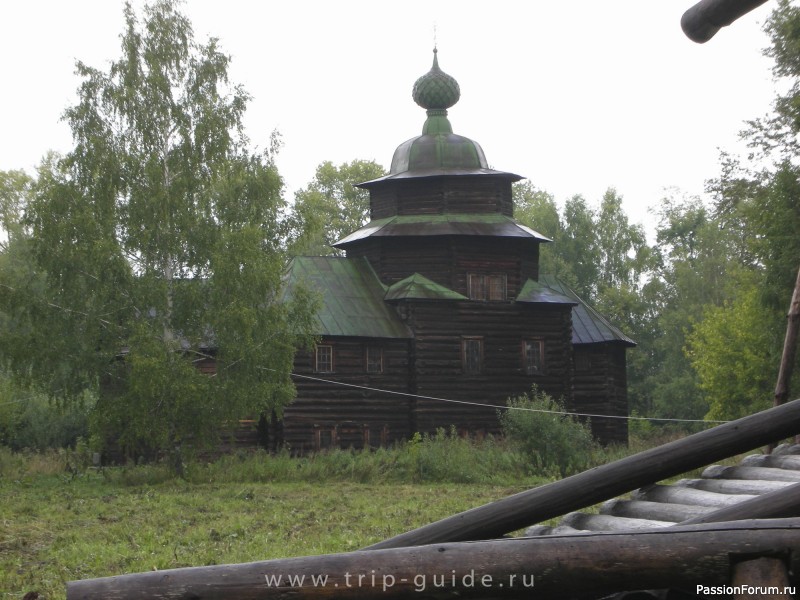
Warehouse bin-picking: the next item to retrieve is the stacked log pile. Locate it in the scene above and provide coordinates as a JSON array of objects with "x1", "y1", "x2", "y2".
[{"x1": 525, "y1": 444, "x2": 800, "y2": 536}]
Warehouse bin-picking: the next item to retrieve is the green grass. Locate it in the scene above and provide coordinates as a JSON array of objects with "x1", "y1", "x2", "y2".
[
  {"x1": 0, "y1": 437, "x2": 554, "y2": 600},
  {"x1": 0, "y1": 427, "x2": 710, "y2": 600}
]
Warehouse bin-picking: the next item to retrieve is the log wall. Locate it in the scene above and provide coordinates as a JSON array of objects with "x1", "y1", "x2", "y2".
[
  {"x1": 572, "y1": 344, "x2": 629, "y2": 444},
  {"x1": 406, "y1": 300, "x2": 573, "y2": 435},
  {"x1": 369, "y1": 176, "x2": 514, "y2": 220},
  {"x1": 280, "y1": 337, "x2": 412, "y2": 454},
  {"x1": 347, "y1": 237, "x2": 540, "y2": 296}
]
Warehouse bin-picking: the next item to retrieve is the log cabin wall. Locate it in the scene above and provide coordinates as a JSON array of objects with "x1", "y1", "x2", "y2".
[
  {"x1": 280, "y1": 337, "x2": 412, "y2": 454},
  {"x1": 369, "y1": 176, "x2": 514, "y2": 220},
  {"x1": 402, "y1": 300, "x2": 574, "y2": 435},
  {"x1": 572, "y1": 344, "x2": 629, "y2": 444},
  {"x1": 346, "y1": 237, "x2": 539, "y2": 295}
]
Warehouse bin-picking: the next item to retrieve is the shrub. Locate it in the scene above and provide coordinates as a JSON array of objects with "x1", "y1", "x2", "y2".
[
  {"x1": 499, "y1": 387, "x2": 598, "y2": 477},
  {"x1": 0, "y1": 375, "x2": 92, "y2": 451}
]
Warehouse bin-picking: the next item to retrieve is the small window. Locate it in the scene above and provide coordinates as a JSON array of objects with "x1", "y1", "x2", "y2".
[
  {"x1": 462, "y1": 337, "x2": 483, "y2": 375},
  {"x1": 488, "y1": 275, "x2": 506, "y2": 301},
  {"x1": 522, "y1": 339, "x2": 545, "y2": 375},
  {"x1": 366, "y1": 346, "x2": 383, "y2": 374},
  {"x1": 315, "y1": 345, "x2": 333, "y2": 373},
  {"x1": 468, "y1": 273, "x2": 507, "y2": 301}
]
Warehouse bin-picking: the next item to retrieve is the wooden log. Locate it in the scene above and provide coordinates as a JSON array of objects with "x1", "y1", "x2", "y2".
[
  {"x1": 561, "y1": 512, "x2": 672, "y2": 531},
  {"x1": 774, "y1": 443, "x2": 800, "y2": 456},
  {"x1": 731, "y1": 557, "x2": 792, "y2": 600},
  {"x1": 681, "y1": 0, "x2": 768, "y2": 43},
  {"x1": 602, "y1": 499, "x2": 714, "y2": 523},
  {"x1": 366, "y1": 399, "x2": 800, "y2": 549},
  {"x1": 702, "y1": 465, "x2": 800, "y2": 482},
  {"x1": 775, "y1": 265, "x2": 800, "y2": 408},
  {"x1": 67, "y1": 519, "x2": 800, "y2": 600},
  {"x1": 680, "y1": 478, "x2": 795, "y2": 495},
  {"x1": 680, "y1": 482, "x2": 800, "y2": 525},
  {"x1": 742, "y1": 454, "x2": 800, "y2": 470},
  {"x1": 633, "y1": 483, "x2": 755, "y2": 507}
]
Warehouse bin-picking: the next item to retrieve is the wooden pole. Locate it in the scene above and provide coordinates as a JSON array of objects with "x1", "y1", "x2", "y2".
[
  {"x1": 774, "y1": 265, "x2": 800, "y2": 408},
  {"x1": 366, "y1": 399, "x2": 800, "y2": 550},
  {"x1": 67, "y1": 519, "x2": 800, "y2": 600},
  {"x1": 681, "y1": 0, "x2": 768, "y2": 43}
]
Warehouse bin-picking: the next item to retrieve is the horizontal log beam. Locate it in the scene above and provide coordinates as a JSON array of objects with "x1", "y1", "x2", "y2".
[
  {"x1": 633, "y1": 483, "x2": 755, "y2": 507},
  {"x1": 367, "y1": 399, "x2": 800, "y2": 549},
  {"x1": 68, "y1": 519, "x2": 800, "y2": 600},
  {"x1": 681, "y1": 481, "x2": 800, "y2": 525}
]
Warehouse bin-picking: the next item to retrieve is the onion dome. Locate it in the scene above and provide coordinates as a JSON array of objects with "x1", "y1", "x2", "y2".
[
  {"x1": 412, "y1": 48, "x2": 460, "y2": 110},
  {"x1": 388, "y1": 49, "x2": 489, "y2": 175}
]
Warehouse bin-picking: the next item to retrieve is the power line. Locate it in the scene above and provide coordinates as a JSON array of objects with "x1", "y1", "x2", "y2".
[{"x1": 279, "y1": 370, "x2": 730, "y2": 425}]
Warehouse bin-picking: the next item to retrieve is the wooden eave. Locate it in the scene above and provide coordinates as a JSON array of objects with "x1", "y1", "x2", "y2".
[{"x1": 334, "y1": 214, "x2": 551, "y2": 248}]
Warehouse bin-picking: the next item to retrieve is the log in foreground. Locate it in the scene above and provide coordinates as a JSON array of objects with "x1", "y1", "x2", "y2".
[
  {"x1": 67, "y1": 519, "x2": 800, "y2": 600},
  {"x1": 681, "y1": 0, "x2": 768, "y2": 43},
  {"x1": 368, "y1": 398, "x2": 800, "y2": 549},
  {"x1": 681, "y1": 481, "x2": 800, "y2": 525}
]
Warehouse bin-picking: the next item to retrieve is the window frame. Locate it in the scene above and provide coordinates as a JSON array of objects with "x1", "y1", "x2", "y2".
[
  {"x1": 462, "y1": 336, "x2": 484, "y2": 375},
  {"x1": 522, "y1": 338, "x2": 545, "y2": 376},
  {"x1": 315, "y1": 344, "x2": 334, "y2": 373},
  {"x1": 366, "y1": 346, "x2": 384, "y2": 374},
  {"x1": 468, "y1": 273, "x2": 507, "y2": 301}
]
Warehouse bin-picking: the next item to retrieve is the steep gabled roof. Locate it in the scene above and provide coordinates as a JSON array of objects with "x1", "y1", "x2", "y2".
[
  {"x1": 385, "y1": 273, "x2": 467, "y2": 301},
  {"x1": 538, "y1": 275, "x2": 636, "y2": 347},
  {"x1": 283, "y1": 256, "x2": 411, "y2": 339}
]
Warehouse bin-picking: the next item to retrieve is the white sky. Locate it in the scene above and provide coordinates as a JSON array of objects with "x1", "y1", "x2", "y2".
[{"x1": 0, "y1": 1, "x2": 779, "y2": 234}]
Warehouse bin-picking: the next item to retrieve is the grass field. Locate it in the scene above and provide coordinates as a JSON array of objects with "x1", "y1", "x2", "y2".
[
  {"x1": 0, "y1": 446, "x2": 546, "y2": 600},
  {"x1": 0, "y1": 426, "x2": 703, "y2": 600}
]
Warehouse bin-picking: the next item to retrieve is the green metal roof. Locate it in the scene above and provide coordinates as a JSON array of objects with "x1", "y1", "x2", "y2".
[
  {"x1": 283, "y1": 256, "x2": 412, "y2": 339},
  {"x1": 516, "y1": 279, "x2": 578, "y2": 305},
  {"x1": 538, "y1": 275, "x2": 636, "y2": 347},
  {"x1": 334, "y1": 214, "x2": 551, "y2": 248},
  {"x1": 385, "y1": 273, "x2": 467, "y2": 301}
]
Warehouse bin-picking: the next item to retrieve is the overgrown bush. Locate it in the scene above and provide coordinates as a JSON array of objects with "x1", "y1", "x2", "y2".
[
  {"x1": 0, "y1": 375, "x2": 92, "y2": 451},
  {"x1": 499, "y1": 387, "x2": 598, "y2": 477}
]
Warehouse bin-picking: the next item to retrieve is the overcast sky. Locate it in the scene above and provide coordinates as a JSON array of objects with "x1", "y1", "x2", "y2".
[{"x1": 0, "y1": 1, "x2": 779, "y2": 233}]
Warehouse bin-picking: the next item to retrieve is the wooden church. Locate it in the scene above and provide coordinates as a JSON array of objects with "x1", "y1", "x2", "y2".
[{"x1": 277, "y1": 50, "x2": 635, "y2": 452}]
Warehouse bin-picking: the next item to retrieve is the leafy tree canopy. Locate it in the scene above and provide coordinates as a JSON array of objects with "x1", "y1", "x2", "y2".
[
  {"x1": 288, "y1": 159, "x2": 386, "y2": 256},
  {"x1": 0, "y1": 0, "x2": 317, "y2": 462}
]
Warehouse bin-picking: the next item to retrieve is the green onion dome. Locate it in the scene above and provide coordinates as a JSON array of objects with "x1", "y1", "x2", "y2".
[{"x1": 390, "y1": 49, "x2": 488, "y2": 174}]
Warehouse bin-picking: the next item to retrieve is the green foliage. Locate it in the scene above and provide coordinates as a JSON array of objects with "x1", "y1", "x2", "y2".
[
  {"x1": 512, "y1": 181, "x2": 571, "y2": 277},
  {"x1": 0, "y1": 375, "x2": 92, "y2": 451},
  {"x1": 687, "y1": 284, "x2": 783, "y2": 421},
  {"x1": 0, "y1": 0, "x2": 317, "y2": 462},
  {"x1": 288, "y1": 159, "x2": 386, "y2": 256},
  {"x1": 0, "y1": 169, "x2": 33, "y2": 246},
  {"x1": 499, "y1": 388, "x2": 598, "y2": 477}
]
